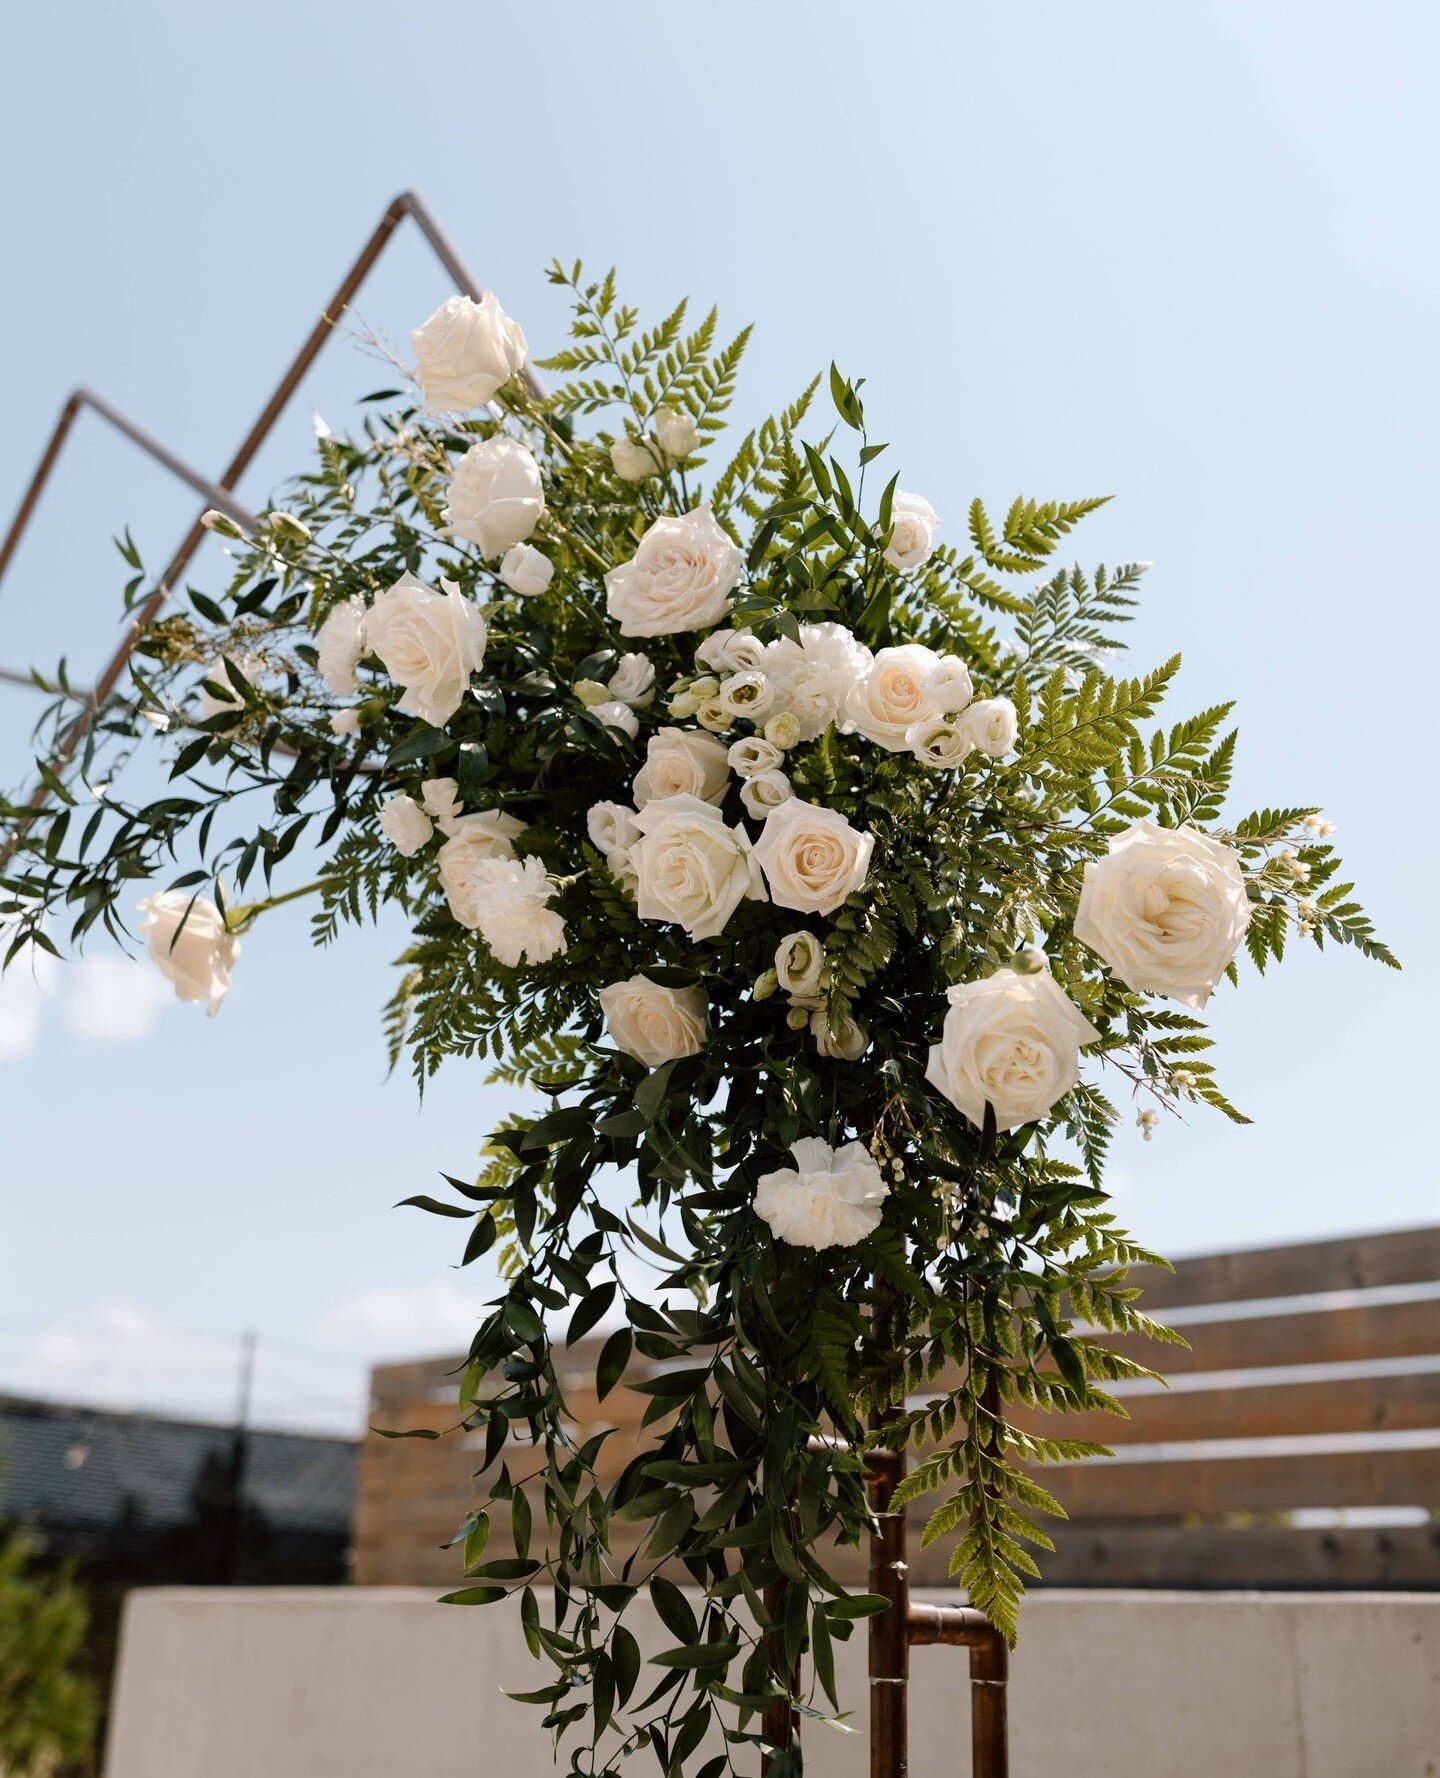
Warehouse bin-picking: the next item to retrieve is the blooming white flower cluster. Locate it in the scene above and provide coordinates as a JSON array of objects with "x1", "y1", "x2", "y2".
[{"x1": 610, "y1": 409, "x2": 701, "y2": 482}]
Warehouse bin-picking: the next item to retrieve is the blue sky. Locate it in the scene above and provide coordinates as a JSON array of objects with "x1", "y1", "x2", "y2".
[{"x1": 0, "y1": 0, "x2": 1434, "y2": 1432}]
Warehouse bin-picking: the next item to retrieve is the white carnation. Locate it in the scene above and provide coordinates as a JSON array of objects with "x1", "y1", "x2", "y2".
[
  {"x1": 469, "y1": 856, "x2": 567, "y2": 968},
  {"x1": 754, "y1": 1138, "x2": 889, "y2": 1250},
  {"x1": 378, "y1": 794, "x2": 433, "y2": 857},
  {"x1": 763, "y1": 623, "x2": 874, "y2": 742}
]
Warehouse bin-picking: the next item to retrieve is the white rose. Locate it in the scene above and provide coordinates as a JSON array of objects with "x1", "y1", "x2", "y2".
[
  {"x1": 716, "y1": 671, "x2": 775, "y2": 725},
  {"x1": 810, "y1": 1008, "x2": 868, "y2": 1060},
  {"x1": 592, "y1": 700, "x2": 639, "y2": 739},
  {"x1": 421, "y1": 778, "x2": 463, "y2": 834},
  {"x1": 412, "y1": 292, "x2": 527, "y2": 413},
  {"x1": 437, "y1": 810, "x2": 526, "y2": 928},
  {"x1": 752, "y1": 798, "x2": 874, "y2": 916},
  {"x1": 607, "y1": 653, "x2": 655, "y2": 708},
  {"x1": 906, "y1": 716, "x2": 973, "y2": 770},
  {"x1": 315, "y1": 596, "x2": 367, "y2": 696},
  {"x1": 468, "y1": 855, "x2": 567, "y2": 968},
  {"x1": 330, "y1": 709, "x2": 360, "y2": 736},
  {"x1": 366, "y1": 572, "x2": 487, "y2": 727},
  {"x1": 754, "y1": 1138, "x2": 889, "y2": 1250},
  {"x1": 654, "y1": 408, "x2": 700, "y2": 460},
  {"x1": 1074, "y1": 819, "x2": 1251, "y2": 1009},
  {"x1": 696, "y1": 628, "x2": 767, "y2": 675},
  {"x1": 925, "y1": 968, "x2": 1100, "y2": 1132},
  {"x1": 378, "y1": 794, "x2": 433, "y2": 856},
  {"x1": 629, "y1": 793, "x2": 765, "y2": 939},
  {"x1": 587, "y1": 801, "x2": 639, "y2": 856},
  {"x1": 605, "y1": 507, "x2": 742, "y2": 637},
  {"x1": 883, "y1": 489, "x2": 939, "y2": 571},
  {"x1": 198, "y1": 652, "x2": 262, "y2": 728},
  {"x1": 598, "y1": 974, "x2": 708, "y2": 1067},
  {"x1": 445, "y1": 436, "x2": 544, "y2": 557},
  {"x1": 763, "y1": 623, "x2": 874, "y2": 742},
  {"x1": 956, "y1": 697, "x2": 1019, "y2": 759},
  {"x1": 728, "y1": 736, "x2": 785, "y2": 779},
  {"x1": 763, "y1": 711, "x2": 803, "y2": 751},
  {"x1": 605, "y1": 844, "x2": 640, "y2": 898},
  {"x1": 633, "y1": 727, "x2": 730, "y2": 807},
  {"x1": 920, "y1": 655, "x2": 973, "y2": 716},
  {"x1": 774, "y1": 930, "x2": 825, "y2": 998},
  {"x1": 136, "y1": 891, "x2": 239, "y2": 1018},
  {"x1": 499, "y1": 543, "x2": 554, "y2": 597},
  {"x1": 740, "y1": 770, "x2": 793, "y2": 820},
  {"x1": 846, "y1": 644, "x2": 943, "y2": 751},
  {"x1": 611, "y1": 435, "x2": 662, "y2": 482}
]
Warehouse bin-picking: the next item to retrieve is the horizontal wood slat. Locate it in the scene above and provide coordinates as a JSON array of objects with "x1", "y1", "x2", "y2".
[
  {"x1": 1127, "y1": 1225, "x2": 1440, "y2": 1311},
  {"x1": 1103, "y1": 1297, "x2": 1440, "y2": 1374}
]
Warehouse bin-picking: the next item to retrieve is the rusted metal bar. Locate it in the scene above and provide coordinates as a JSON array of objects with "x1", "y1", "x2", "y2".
[
  {"x1": 0, "y1": 190, "x2": 539, "y2": 867},
  {"x1": 760, "y1": 1574, "x2": 800, "y2": 1773},
  {"x1": 907, "y1": 1604, "x2": 1009, "y2": 1777},
  {"x1": 867, "y1": 1430, "x2": 909, "y2": 1778}
]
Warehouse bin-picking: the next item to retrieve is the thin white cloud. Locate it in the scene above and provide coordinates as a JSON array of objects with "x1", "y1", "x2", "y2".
[
  {"x1": 62, "y1": 954, "x2": 172, "y2": 1044},
  {"x1": 316, "y1": 1279, "x2": 485, "y2": 1357}
]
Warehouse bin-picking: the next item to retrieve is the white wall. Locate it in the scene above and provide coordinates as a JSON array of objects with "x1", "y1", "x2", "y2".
[{"x1": 105, "y1": 1587, "x2": 1440, "y2": 1778}]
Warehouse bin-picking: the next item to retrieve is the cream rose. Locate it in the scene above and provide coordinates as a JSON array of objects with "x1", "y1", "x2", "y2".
[
  {"x1": 754, "y1": 1138, "x2": 889, "y2": 1249},
  {"x1": 445, "y1": 436, "x2": 544, "y2": 557},
  {"x1": 437, "y1": 811, "x2": 526, "y2": 928},
  {"x1": 378, "y1": 794, "x2": 433, "y2": 856},
  {"x1": 136, "y1": 891, "x2": 239, "y2": 1018},
  {"x1": 315, "y1": 596, "x2": 367, "y2": 696},
  {"x1": 611, "y1": 435, "x2": 662, "y2": 482},
  {"x1": 592, "y1": 700, "x2": 640, "y2": 739},
  {"x1": 920, "y1": 655, "x2": 973, "y2": 716},
  {"x1": 604, "y1": 507, "x2": 742, "y2": 637},
  {"x1": 752, "y1": 798, "x2": 873, "y2": 916},
  {"x1": 925, "y1": 968, "x2": 1100, "y2": 1132},
  {"x1": 632, "y1": 728, "x2": 729, "y2": 808},
  {"x1": 845, "y1": 644, "x2": 943, "y2": 751},
  {"x1": 763, "y1": 623, "x2": 874, "y2": 742},
  {"x1": 499, "y1": 543, "x2": 554, "y2": 597},
  {"x1": 811, "y1": 1008, "x2": 868, "y2": 1060},
  {"x1": 1074, "y1": 819, "x2": 1251, "y2": 1008},
  {"x1": 883, "y1": 489, "x2": 939, "y2": 571},
  {"x1": 365, "y1": 573, "x2": 487, "y2": 727},
  {"x1": 607, "y1": 653, "x2": 655, "y2": 708},
  {"x1": 412, "y1": 292, "x2": 528, "y2": 413},
  {"x1": 696, "y1": 628, "x2": 767, "y2": 675},
  {"x1": 629, "y1": 793, "x2": 765, "y2": 939},
  {"x1": 598, "y1": 974, "x2": 708, "y2": 1067},
  {"x1": 906, "y1": 716, "x2": 973, "y2": 770},
  {"x1": 421, "y1": 778, "x2": 463, "y2": 834},
  {"x1": 740, "y1": 770, "x2": 793, "y2": 820},
  {"x1": 469, "y1": 856, "x2": 567, "y2": 968},
  {"x1": 587, "y1": 802, "x2": 639, "y2": 857},
  {"x1": 957, "y1": 697, "x2": 1019, "y2": 759},
  {"x1": 653, "y1": 408, "x2": 700, "y2": 460}
]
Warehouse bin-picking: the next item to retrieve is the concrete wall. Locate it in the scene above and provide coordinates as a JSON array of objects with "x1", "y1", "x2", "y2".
[{"x1": 105, "y1": 1587, "x2": 1440, "y2": 1778}]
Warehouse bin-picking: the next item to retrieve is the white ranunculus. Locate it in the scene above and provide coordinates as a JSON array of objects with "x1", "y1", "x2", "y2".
[
  {"x1": 883, "y1": 489, "x2": 939, "y2": 571},
  {"x1": 445, "y1": 436, "x2": 544, "y2": 557},
  {"x1": 499, "y1": 543, "x2": 554, "y2": 597},
  {"x1": 604, "y1": 507, "x2": 742, "y2": 637},
  {"x1": 920, "y1": 655, "x2": 973, "y2": 716},
  {"x1": 846, "y1": 644, "x2": 944, "y2": 751},
  {"x1": 728, "y1": 736, "x2": 785, "y2": 779},
  {"x1": 763, "y1": 623, "x2": 874, "y2": 742},
  {"x1": 330, "y1": 709, "x2": 360, "y2": 737},
  {"x1": 136, "y1": 891, "x2": 239, "y2": 1018},
  {"x1": 1075, "y1": 819, "x2": 1252, "y2": 1009},
  {"x1": 420, "y1": 778, "x2": 463, "y2": 834},
  {"x1": 654, "y1": 408, "x2": 701, "y2": 460},
  {"x1": 378, "y1": 794, "x2": 434, "y2": 856},
  {"x1": 598, "y1": 974, "x2": 708, "y2": 1067},
  {"x1": 611, "y1": 435, "x2": 662, "y2": 482},
  {"x1": 696, "y1": 627, "x2": 767, "y2": 675},
  {"x1": 957, "y1": 697, "x2": 1019, "y2": 759},
  {"x1": 754, "y1": 1137, "x2": 889, "y2": 1250},
  {"x1": 315, "y1": 596, "x2": 367, "y2": 696},
  {"x1": 906, "y1": 716, "x2": 973, "y2": 770},
  {"x1": 925, "y1": 968, "x2": 1100, "y2": 1132},
  {"x1": 763, "y1": 711, "x2": 803, "y2": 751},
  {"x1": 592, "y1": 700, "x2": 640, "y2": 739},
  {"x1": 366, "y1": 572, "x2": 487, "y2": 727},
  {"x1": 468, "y1": 856, "x2": 567, "y2": 968},
  {"x1": 775, "y1": 930, "x2": 825, "y2": 998},
  {"x1": 587, "y1": 801, "x2": 639, "y2": 857},
  {"x1": 752, "y1": 798, "x2": 874, "y2": 916},
  {"x1": 716, "y1": 671, "x2": 775, "y2": 725},
  {"x1": 632, "y1": 728, "x2": 730, "y2": 807},
  {"x1": 436, "y1": 811, "x2": 526, "y2": 928},
  {"x1": 607, "y1": 653, "x2": 655, "y2": 708},
  {"x1": 412, "y1": 292, "x2": 528, "y2": 413},
  {"x1": 740, "y1": 770, "x2": 793, "y2": 820},
  {"x1": 629, "y1": 793, "x2": 765, "y2": 939},
  {"x1": 198, "y1": 652, "x2": 263, "y2": 728},
  {"x1": 810, "y1": 1008, "x2": 868, "y2": 1060}
]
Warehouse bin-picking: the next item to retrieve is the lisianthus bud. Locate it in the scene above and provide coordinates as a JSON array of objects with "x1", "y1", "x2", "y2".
[
  {"x1": 611, "y1": 436, "x2": 660, "y2": 482},
  {"x1": 1013, "y1": 944, "x2": 1048, "y2": 974},
  {"x1": 654, "y1": 408, "x2": 700, "y2": 461},
  {"x1": 752, "y1": 968, "x2": 779, "y2": 1002},
  {"x1": 267, "y1": 509, "x2": 312, "y2": 544},
  {"x1": 574, "y1": 679, "x2": 611, "y2": 708},
  {"x1": 785, "y1": 1003, "x2": 811, "y2": 1030},
  {"x1": 201, "y1": 509, "x2": 243, "y2": 539}
]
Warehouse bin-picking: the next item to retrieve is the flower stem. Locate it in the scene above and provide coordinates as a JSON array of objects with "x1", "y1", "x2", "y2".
[{"x1": 227, "y1": 876, "x2": 342, "y2": 934}]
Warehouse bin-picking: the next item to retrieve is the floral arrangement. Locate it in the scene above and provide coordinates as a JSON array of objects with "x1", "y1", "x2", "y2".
[{"x1": 0, "y1": 267, "x2": 1393, "y2": 1772}]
